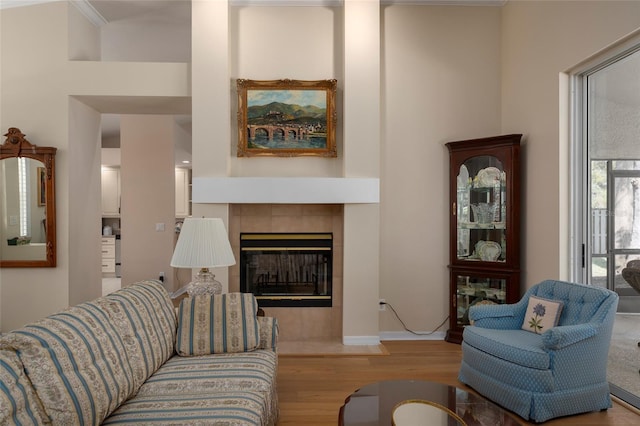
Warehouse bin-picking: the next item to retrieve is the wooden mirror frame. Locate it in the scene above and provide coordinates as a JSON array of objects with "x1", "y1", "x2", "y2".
[{"x1": 1, "y1": 127, "x2": 57, "y2": 267}]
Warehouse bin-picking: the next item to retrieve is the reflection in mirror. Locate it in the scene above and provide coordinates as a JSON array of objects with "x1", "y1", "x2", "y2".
[{"x1": 0, "y1": 128, "x2": 57, "y2": 267}]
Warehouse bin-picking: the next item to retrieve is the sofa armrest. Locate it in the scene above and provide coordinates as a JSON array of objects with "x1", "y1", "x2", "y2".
[
  {"x1": 257, "y1": 316, "x2": 279, "y2": 350},
  {"x1": 542, "y1": 323, "x2": 598, "y2": 350}
]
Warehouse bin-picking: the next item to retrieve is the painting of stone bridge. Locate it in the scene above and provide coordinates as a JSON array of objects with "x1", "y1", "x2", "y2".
[{"x1": 237, "y1": 79, "x2": 337, "y2": 157}]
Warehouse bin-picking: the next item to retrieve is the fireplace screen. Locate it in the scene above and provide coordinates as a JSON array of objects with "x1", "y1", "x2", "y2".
[{"x1": 240, "y1": 233, "x2": 332, "y2": 307}]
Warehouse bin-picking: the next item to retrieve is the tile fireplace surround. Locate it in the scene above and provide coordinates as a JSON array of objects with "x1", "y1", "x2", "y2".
[{"x1": 228, "y1": 204, "x2": 344, "y2": 341}]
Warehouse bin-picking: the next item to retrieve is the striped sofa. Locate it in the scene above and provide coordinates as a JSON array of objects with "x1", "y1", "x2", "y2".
[{"x1": 0, "y1": 280, "x2": 279, "y2": 425}]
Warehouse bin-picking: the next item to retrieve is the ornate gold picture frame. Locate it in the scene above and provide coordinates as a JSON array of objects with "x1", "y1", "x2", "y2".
[{"x1": 237, "y1": 79, "x2": 337, "y2": 157}]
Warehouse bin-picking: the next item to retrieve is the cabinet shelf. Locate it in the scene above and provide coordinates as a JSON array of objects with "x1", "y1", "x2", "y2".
[
  {"x1": 458, "y1": 257, "x2": 506, "y2": 263},
  {"x1": 458, "y1": 222, "x2": 505, "y2": 230}
]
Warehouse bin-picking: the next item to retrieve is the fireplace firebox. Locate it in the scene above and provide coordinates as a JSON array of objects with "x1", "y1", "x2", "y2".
[{"x1": 240, "y1": 233, "x2": 332, "y2": 307}]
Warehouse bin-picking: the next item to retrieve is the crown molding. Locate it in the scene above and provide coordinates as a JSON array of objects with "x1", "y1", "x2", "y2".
[
  {"x1": 0, "y1": 0, "x2": 58, "y2": 9},
  {"x1": 0, "y1": 0, "x2": 507, "y2": 12},
  {"x1": 0, "y1": 0, "x2": 507, "y2": 17},
  {"x1": 71, "y1": 0, "x2": 107, "y2": 26},
  {"x1": 383, "y1": 0, "x2": 506, "y2": 5},
  {"x1": 0, "y1": 0, "x2": 107, "y2": 26},
  {"x1": 231, "y1": 0, "x2": 342, "y2": 5},
  {"x1": 230, "y1": 0, "x2": 506, "y2": 6}
]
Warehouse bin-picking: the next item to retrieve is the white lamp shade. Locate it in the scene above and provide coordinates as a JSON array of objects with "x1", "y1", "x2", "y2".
[{"x1": 170, "y1": 218, "x2": 236, "y2": 268}]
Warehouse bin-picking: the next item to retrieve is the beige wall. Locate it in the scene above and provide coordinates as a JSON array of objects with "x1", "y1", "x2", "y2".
[
  {"x1": 342, "y1": 0, "x2": 381, "y2": 342},
  {"x1": 230, "y1": 5, "x2": 343, "y2": 177},
  {"x1": 1, "y1": 3, "x2": 72, "y2": 332},
  {"x1": 2, "y1": 1, "x2": 640, "y2": 338},
  {"x1": 195, "y1": 2, "x2": 382, "y2": 342},
  {"x1": 68, "y1": 97, "x2": 102, "y2": 306},
  {"x1": 0, "y1": 2, "x2": 189, "y2": 332},
  {"x1": 120, "y1": 115, "x2": 176, "y2": 289},
  {"x1": 379, "y1": 5, "x2": 503, "y2": 334},
  {"x1": 68, "y1": 2, "x2": 100, "y2": 61},
  {"x1": 190, "y1": 0, "x2": 233, "y2": 297},
  {"x1": 500, "y1": 1, "x2": 640, "y2": 287}
]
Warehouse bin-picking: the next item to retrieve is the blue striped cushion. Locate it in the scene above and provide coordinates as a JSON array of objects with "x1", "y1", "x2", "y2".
[
  {"x1": 103, "y1": 391, "x2": 270, "y2": 425},
  {"x1": 134, "y1": 351, "x2": 278, "y2": 425},
  {"x1": 2, "y1": 299, "x2": 137, "y2": 425},
  {"x1": 176, "y1": 293, "x2": 260, "y2": 355},
  {"x1": 257, "y1": 316, "x2": 278, "y2": 350},
  {"x1": 0, "y1": 349, "x2": 50, "y2": 425},
  {"x1": 137, "y1": 351, "x2": 278, "y2": 395},
  {"x1": 104, "y1": 280, "x2": 177, "y2": 387}
]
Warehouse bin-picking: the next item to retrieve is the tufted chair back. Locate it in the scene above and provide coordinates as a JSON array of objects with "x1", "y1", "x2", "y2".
[{"x1": 529, "y1": 279, "x2": 616, "y2": 327}]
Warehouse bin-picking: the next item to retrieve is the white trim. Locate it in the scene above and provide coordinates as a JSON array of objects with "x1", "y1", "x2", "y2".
[
  {"x1": 342, "y1": 335, "x2": 381, "y2": 346},
  {"x1": 565, "y1": 27, "x2": 640, "y2": 76},
  {"x1": 379, "y1": 331, "x2": 446, "y2": 341},
  {"x1": 383, "y1": 0, "x2": 506, "y2": 5},
  {"x1": 0, "y1": 0, "x2": 508, "y2": 10},
  {"x1": 231, "y1": 0, "x2": 343, "y2": 6},
  {"x1": 0, "y1": 0, "x2": 507, "y2": 9},
  {"x1": 0, "y1": 0, "x2": 58, "y2": 9},
  {"x1": 0, "y1": 0, "x2": 108, "y2": 26},
  {"x1": 230, "y1": 0, "x2": 506, "y2": 5},
  {"x1": 567, "y1": 72, "x2": 584, "y2": 283},
  {"x1": 192, "y1": 177, "x2": 380, "y2": 204},
  {"x1": 70, "y1": 0, "x2": 107, "y2": 27}
]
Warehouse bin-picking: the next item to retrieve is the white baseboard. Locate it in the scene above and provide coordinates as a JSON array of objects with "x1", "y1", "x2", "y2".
[
  {"x1": 379, "y1": 331, "x2": 446, "y2": 341},
  {"x1": 341, "y1": 331, "x2": 447, "y2": 345},
  {"x1": 342, "y1": 336, "x2": 381, "y2": 346}
]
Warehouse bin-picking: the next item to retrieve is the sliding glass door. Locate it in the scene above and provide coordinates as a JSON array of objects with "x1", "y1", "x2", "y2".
[{"x1": 576, "y1": 44, "x2": 640, "y2": 407}]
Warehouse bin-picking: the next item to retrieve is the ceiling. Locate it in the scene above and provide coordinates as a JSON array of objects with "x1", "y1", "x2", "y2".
[
  {"x1": 87, "y1": 0, "x2": 191, "y2": 25},
  {"x1": 2, "y1": 0, "x2": 506, "y2": 23}
]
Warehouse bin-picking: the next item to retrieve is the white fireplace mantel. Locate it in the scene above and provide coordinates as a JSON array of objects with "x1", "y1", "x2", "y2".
[{"x1": 192, "y1": 177, "x2": 379, "y2": 204}]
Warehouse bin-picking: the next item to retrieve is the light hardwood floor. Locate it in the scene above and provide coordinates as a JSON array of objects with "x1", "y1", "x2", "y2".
[{"x1": 276, "y1": 340, "x2": 640, "y2": 425}]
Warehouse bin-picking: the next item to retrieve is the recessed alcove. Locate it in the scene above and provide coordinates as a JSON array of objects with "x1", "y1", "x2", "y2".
[{"x1": 228, "y1": 204, "x2": 343, "y2": 341}]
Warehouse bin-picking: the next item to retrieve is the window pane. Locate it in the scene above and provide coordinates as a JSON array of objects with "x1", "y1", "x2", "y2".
[
  {"x1": 591, "y1": 256, "x2": 607, "y2": 289},
  {"x1": 591, "y1": 161, "x2": 607, "y2": 209},
  {"x1": 588, "y1": 52, "x2": 640, "y2": 160},
  {"x1": 615, "y1": 254, "x2": 640, "y2": 295},
  {"x1": 612, "y1": 160, "x2": 640, "y2": 170},
  {"x1": 613, "y1": 177, "x2": 640, "y2": 250}
]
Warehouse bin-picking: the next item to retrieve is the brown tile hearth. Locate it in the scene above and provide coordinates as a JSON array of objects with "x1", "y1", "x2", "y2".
[{"x1": 229, "y1": 204, "x2": 344, "y2": 341}]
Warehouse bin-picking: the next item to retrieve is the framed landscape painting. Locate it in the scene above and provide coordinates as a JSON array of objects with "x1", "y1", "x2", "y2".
[{"x1": 237, "y1": 79, "x2": 337, "y2": 157}]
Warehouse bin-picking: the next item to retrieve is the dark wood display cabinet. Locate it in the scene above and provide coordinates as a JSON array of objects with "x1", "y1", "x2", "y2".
[{"x1": 445, "y1": 134, "x2": 522, "y2": 344}]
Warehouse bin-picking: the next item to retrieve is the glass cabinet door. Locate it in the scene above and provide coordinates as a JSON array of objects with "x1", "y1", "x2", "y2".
[
  {"x1": 456, "y1": 156, "x2": 506, "y2": 263},
  {"x1": 455, "y1": 273, "x2": 507, "y2": 327}
]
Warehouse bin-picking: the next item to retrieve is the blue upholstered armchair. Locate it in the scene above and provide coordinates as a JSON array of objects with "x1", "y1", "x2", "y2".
[{"x1": 458, "y1": 279, "x2": 618, "y2": 423}]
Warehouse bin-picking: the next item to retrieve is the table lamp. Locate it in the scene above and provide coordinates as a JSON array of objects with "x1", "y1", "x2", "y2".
[{"x1": 170, "y1": 217, "x2": 236, "y2": 297}]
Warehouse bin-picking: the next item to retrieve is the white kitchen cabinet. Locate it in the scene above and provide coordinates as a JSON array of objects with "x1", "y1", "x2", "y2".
[
  {"x1": 101, "y1": 235, "x2": 116, "y2": 276},
  {"x1": 102, "y1": 166, "x2": 190, "y2": 217},
  {"x1": 101, "y1": 167, "x2": 120, "y2": 217},
  {"x1": 175, "y1": 168, "x2": 191, "y2": 218}
]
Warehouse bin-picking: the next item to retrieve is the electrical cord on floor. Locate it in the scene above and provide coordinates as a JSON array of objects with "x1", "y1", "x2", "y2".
[{"x1": 381, "y1": 301, "x2": 450, "y2": 336}]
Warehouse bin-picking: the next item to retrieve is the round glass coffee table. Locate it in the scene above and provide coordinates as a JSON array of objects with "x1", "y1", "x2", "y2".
[{"x1": 338, "y1": 380, "x2": 521, "y2": 426}]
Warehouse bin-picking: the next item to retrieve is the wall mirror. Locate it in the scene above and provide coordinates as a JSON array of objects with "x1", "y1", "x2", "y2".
[{"x1": 0, "y1": 127, "x2": 57, "y2": 267}]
